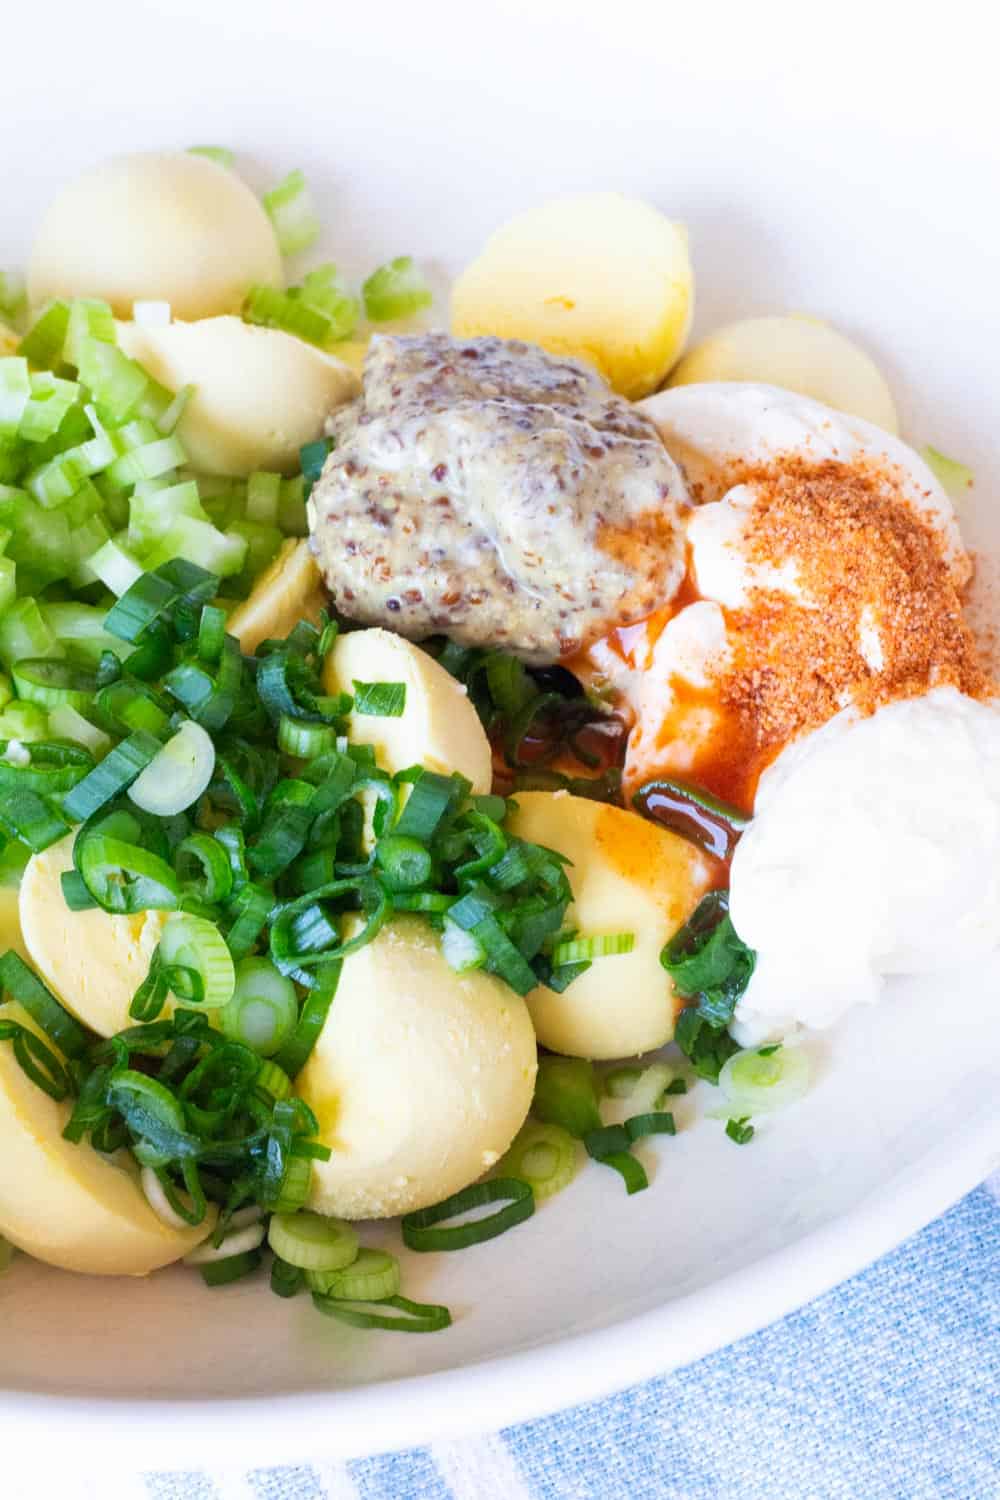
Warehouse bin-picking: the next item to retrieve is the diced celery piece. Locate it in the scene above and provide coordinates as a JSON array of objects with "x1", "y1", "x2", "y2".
[
  {"x1": 242, "y1": 286, "x2": 331, "y2": 346},
  {"x1": 245, "y1": 471, "x2": 281, "y2": 524},
  {"x1": 0, "y1": 486, "x2": 72, "y2": 591},
  {"x1": 64, "y1": 298, "x2": 116, "y2": 368},
  {"x1": 0, "y1": 597, "x2": 65, "y2": 666},
  {"x1": 67, "y1": 515, "x2": 112, "y2": 588},
  {"x1": 103, "y1": 433, "x2": 186, "y2": 491},
  {"x1": 0, "y1": 701, "x2": 49, "y2": 741},
  {"x1": 88, "y1": 536, "x2": 144, "y2": 596},
  {"x1": 278, "y1": 474, "x2": 308, "y2": 536},
  {"x1": 362, "y1": 256, "x2": 432, "y2": 322},
  {"x1": 25, "y1": 450, "x2": 89, "y2": 508},
  {"x1": 0, "y1": 557, "x2": 15, "y2": 615},
  {"x1": 144, "y1": 515, "x2": 247, "y2": 578},
  {"x1": 262, "y1": 169, "x2": 320, "y2": 256},
  {"x1": 227, "y1": 519, "x2": 283, "y2": 584},
  {"x1": 0, "y1": 359, "x2": 30, "y2": 439},
  {"x1": 128, "y1": 478, "x2": 205, "y2": 550},
  {"x1": 18, "y1": 372, "x2": 81, "y2": 443},
  {"x1": 295, "y1": 264, "x2": 359, "y2": 341},
  {"x1": 18, "y1": 301, "x2": 70, "y2": 369},
  {"x1": 41, "y1": 602, "x2": 130, "y2": 665}
]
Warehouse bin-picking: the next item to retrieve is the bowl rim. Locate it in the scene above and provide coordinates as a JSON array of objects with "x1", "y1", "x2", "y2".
[{"x1": 2, "y1": 1096, "x2": 996, "y2": 1468}]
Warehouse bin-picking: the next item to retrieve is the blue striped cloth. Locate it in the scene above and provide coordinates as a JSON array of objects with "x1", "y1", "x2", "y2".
[{"x1": 19, "y1": 1180, "x2": 996, "y2": 1500}]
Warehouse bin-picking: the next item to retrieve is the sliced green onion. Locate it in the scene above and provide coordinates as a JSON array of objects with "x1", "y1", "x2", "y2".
[
  {"x1": 375, "y1": 834, "x2": 434, "y2": 892},
  {"x1": 255, "y1": 1059, "x2": 293, "y2": 1102},
  {"x1": 77, "y1": 833, "x2": 180, "y2": 913},
  {"x1": 266, "y1": 1149, "x2": 313, "y2": 1215},
  {"x1": 595, "y1": 1151, "x2": 649, "y2": 1194},
  {"x1": 268, "y1": 1211, "x2": 359, "y2": 1272},
  {"x1": 603, "y1": 1066, "x2": 642, "y2": 1100},
  {"x1": 0, "y1": 949, "x2": 89, "y2": 1057},
  {"x1": 262, "y1": 170, "x2": 321, "y2": 256},
  {"x1": 362, "y1": 256, "x2": 433, "y2": 322},
  {"x1": 725, "y1": 1116, "x2": 755, "y2": 1145},
  {"x1": 401, "y1": 1179, "x2": 534, "y2": 1252},
  {"x1": 352, "y1": 680, "x2": 406, "y2": 717},
  {"x1": 0, "y1": 786, "x2": 70, "y2": 852},
  {"x1": 312, "y1": 1293, "x2": 451, "y2": 1333},
  {"x1": 532, "y1": 1056, "x2": 602, "y2": 1138},
  {"x1": 625, "y1": 1111, "x2": 676, "y2": 1141},
  {"x1": 12, "y1": 658, "x2": 97, "y2": 711},
  {"x1": 63, "y1": 729, "x2": 162, "y2": 821},
  {"x1": 718, "y1": 1045, "x2": 810, "y2": 1116},
  {"x1": 305, "y1": 1248, "x2": 400, "y2": 1302},
  {"x1": 0, "y1": 1018, "x2": 71, "y2": 1100},
  {"x1": 299, "y1": 438, "x2": 333, "y2": 488},
  {"x1": 500, "y1": 1121, "x2": 578, "y2": 1202},
  {"x1": 550, "y1": 932, "x2": 634, "y2": 965},
  {"x1": 224, "y1": 882, "x2": 275, "y2": 963},
  {"x1": 273, "y1": 965, "x2": 339, "y2": 1077},
  {"x1": 199, "y1": 1249, "x2": 263, "y2": 1286},
  {"x1": 270, "y1": 1257, "x2": 304, "y2": 1298},
  {"x1": 440, "y1": 917, "x2": 486, "y2": 973},
  {"x1": 184, "y1": 1221, "x2": 267, "y2": 1265},
  {"x1": 219, "y1": 957, "x2": 298, "y2": 1057},
  {"x1": 128, "y1": 720, "x2": 215, "y2": 816},
  {"x1": 269, "y1": 878, "x2": 388, "y2": 975},
  {"x1": 174, "y1": 831, "x2": 233, "y2": 904},
  {"x1": 159, "y1": 913, "x2": 236, "y2": 1009},
  {"x1": 277, "y1": 715, "x2": 336, "y2": 759}
]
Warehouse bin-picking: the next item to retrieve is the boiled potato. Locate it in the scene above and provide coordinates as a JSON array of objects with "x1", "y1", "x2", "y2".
[
  {"x1": 668, "y1": 315, "x2": 898, "y2": 433},
  {"x1": 228, "y1": 539, "x2": 327, "y2": 653},
  {"x1": 298, "y1": 917, "x2": 536, "y2": 1218},
  {"x1": 322, "y1": 628, "x2": 493, "y2": 792},
  {"x1": 20, "y1": 836, "x2": 167, "y2": 1038},
  {"x1": 0, "y1": 1001, "x2": 211, "y2": 1273},
  {"x1": 117, "y1": 316, "x2": 359, "y2": 476},
  {"x1": 451, "y1": 193, "x2": 693, "y2": 399},
  {"x1": 506, "y1": 792, "x2": 714, "y2": 1059},
  {"x1": 28, "y1": 151, "x2": 282, "y2": 320}
]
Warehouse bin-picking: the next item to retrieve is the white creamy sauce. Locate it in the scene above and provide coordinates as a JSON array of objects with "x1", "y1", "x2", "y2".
[{"x1": 729, "y1": 687, "x2": 1000, "y2": 1044}]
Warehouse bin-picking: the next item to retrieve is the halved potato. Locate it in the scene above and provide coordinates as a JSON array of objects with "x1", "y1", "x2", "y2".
[
  {"x1": 117, "y1": 316, "x2": 359, "y2": 476},
  {"x1": 28, "y1": 150, "x2": 282, "y2": 320},
  {"x1": 506, "y1": 792, "x2": 713, "y2": 1059},
  {"x1": 0, "y1": 1002, "x2": 211, "y2": 1273},
  {"x1": 668, "y1": 314, "x2": 898, "y2": 433},
  {"x1": 19, "y1": 836, "x2": 167, "y2": 1038},
  {"x1": 227, "y1": 538, "x2": 327, "y2": 654},
  {"x1": 298, "y1": 917, "x2": 536, "y2": 1219},
  {"x1": 322, "y1": 628, "x2": 493, "y2": 792},
  {"x1": 451, "y1": 193, "x2": 694, "y2": 399}
]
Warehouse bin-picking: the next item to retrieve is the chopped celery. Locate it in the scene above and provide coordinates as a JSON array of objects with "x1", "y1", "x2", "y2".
[
  {"x1": 88, "y1": 536, "x2": 144, "y2": 597},
  {"x1": 0, "y1": 597, "x2": 65, "y2": 666},
  {"x1": 245, "y1": 471, "x2": 281, "y2": 524},
  {"x1": 18, "y1": 373, "x2": 80, "y2": 443},
  {"x1": 188, "y1": 145, "x2": 235, "y2": 169},
  {"x1": 362, "y1": 256, "x2": 432, "y2": 322},
  {"x1": 128, "y1": 479, "x2": 205, "y2": 552},
  {"x1": 64, "y1": 298, "x2": 116, "y2": 369},
  {"x1": 243, "y1": 286, "x2": 331, "y2": 346},
  {"x1": 278, "y1": 475, "x2": 308, "y2": 536},
  {"x1": 143, "y1": 516, "x2": 247, "y2": 578},
  {"x1": 0, "y1": 359, "x2": 30, "y2": 439},
  {"x1": 262, "y1": 169, "x2": 320, "y2": 256},
  {"x1": 18, "y1": 301, "x2": 70, "y2": 369},
  {"x1": 40, "y1": 603, "x2": 130, "y2": 665},
  {"x1": 226, "y1": 519, "x2": 283, "y2": 590},
  {"x1": 292, "y1": 264, "x2": 359, "y2": 342},
  {"x1": 0, "y1": 558, "x2": 15, "y2": 616}
]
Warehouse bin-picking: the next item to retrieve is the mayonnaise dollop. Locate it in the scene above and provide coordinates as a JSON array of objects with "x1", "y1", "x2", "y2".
[{"x1": 729, "y1": 687, "x2": 1000, "y2": 1044}]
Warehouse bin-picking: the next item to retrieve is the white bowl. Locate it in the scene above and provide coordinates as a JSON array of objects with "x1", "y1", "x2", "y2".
[{"x1": 2, "y1": 0, "x2": 998, "y2": 1468}]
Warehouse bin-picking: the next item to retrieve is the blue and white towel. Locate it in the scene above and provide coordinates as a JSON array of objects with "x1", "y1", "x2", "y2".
[{"x1": 10, "y1": 1178, "x2": 998, "y2": 1500}]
